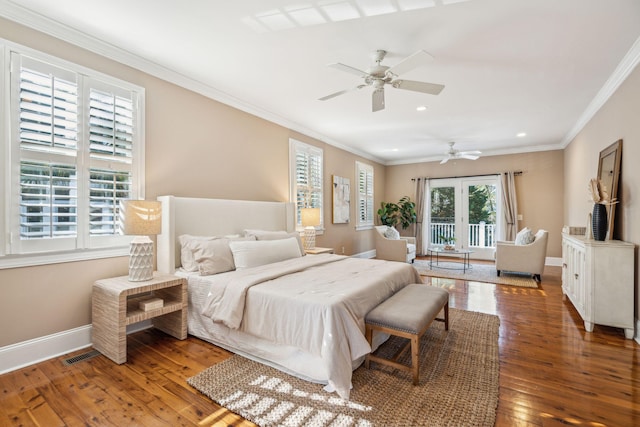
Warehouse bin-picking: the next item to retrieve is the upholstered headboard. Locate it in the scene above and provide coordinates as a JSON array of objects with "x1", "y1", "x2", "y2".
[{"x1": 156, "y1": 196, "x2": 296, "y2": 273}]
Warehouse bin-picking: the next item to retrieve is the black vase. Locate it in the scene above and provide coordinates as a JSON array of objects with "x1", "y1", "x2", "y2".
[{"x1": 592, "y1": 203, "x2": 608, "y2": 241}]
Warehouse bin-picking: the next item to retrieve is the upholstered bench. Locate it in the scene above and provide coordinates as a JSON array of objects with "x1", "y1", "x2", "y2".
[{"x1": 364, "y1": 284, "x2": 449, "y2": 385}]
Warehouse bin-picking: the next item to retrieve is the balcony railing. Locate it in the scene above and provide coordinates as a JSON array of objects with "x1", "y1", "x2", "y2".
[{"x1": 430, "y1": 222, "x2": 496, "y2": 248}]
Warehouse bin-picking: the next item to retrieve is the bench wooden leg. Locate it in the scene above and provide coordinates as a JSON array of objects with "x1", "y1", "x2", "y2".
[
  {"x1": 444, "y1": 302, "x2": 449, "y2": 331},
  {"x1": 365, "y1": 325, "x2": 372, "y2": 369},
  {"x1": 411, "y1": 335, "x2": 419, "y2": 385}
]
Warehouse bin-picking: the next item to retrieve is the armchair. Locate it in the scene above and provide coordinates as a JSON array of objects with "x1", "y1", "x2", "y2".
[
  {"x1": 374, "y1": 226, "x2": 416, "y2": 263},
  {"x1": 495, "y1": 229, "x2": 548, "y2": 282}
]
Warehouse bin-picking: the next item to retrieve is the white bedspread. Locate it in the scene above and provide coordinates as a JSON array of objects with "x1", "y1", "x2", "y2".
[{"x1": 200, "y1": 254, "x2": 422, "y2": 399}]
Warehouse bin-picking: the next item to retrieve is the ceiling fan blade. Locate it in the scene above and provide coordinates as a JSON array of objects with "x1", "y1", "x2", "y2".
[
  {"x1": 328, "y1": 62, "x2": 368, "y2": 77},
  {"x1": 318, "y1": 85, "x2": 366, "y2": 101},
  {"x1": 440, "y1": 157, "x2": 449, "y2": 164},
  {"x1": 460, "y1": 150, "x2": 482, "y2": 155},
  {"x1": 459, "y1": 154, "x2": 480, "y2": 160},
  {"x1": 386, "y1": 50, "x2": 433, "y2": 77},
  {"x1": 372, "y1": 88, "x2": 385, "y2": 112},
  {"x1": 392, "y1": 79, "x2": 445, "y2": 95}
]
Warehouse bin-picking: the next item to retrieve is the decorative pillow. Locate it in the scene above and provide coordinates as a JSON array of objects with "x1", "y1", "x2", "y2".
[
  {"x1": 192, "y1": 239, "x2": 236, "y2": 276},
  {"x1": 230, "y1": 237, "x2": 302, "y2": 270},
  {"x1": 384, "y1": 226, "x2": 400, "y2": 240},
  {"x1": 515, "y1": 227, "x2": 535, "y2": 245},
  {"x1": 178, "y1": 234, "x2": 219, "y2": 272},
  {"x1": 244, "y1": 229, "x2": 305, "y2": 255},
  {"x1": 179, "y1": 234, "x2": 249, "y2": 272}
]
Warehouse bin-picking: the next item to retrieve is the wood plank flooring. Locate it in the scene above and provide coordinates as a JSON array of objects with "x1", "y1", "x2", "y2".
[{"x1": 1, "y1": 261, "x2": 639, "y2": 426}]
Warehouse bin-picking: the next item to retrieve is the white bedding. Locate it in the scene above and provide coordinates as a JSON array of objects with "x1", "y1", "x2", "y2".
[{"x1": 181, "y1": 254, "x2": 422, "y2": 399}]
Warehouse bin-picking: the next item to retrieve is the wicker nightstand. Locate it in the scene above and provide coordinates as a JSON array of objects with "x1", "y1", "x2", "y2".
[{"x1": 92, "y1": 273, "x2": 187, "y2": 364}]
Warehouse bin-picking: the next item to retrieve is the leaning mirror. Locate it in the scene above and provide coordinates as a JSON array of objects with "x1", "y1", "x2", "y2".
[{"x1": 597, "y1": 139, "x2": 622, "y2": 240}]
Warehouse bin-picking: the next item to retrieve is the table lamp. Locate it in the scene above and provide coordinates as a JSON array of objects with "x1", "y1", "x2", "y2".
[
  {"x1": 301, "y1": 207, "x2": 321, "y2": 250},
  {"x1": 120, "y1": 200, "x2": 162, "y2": 281}
]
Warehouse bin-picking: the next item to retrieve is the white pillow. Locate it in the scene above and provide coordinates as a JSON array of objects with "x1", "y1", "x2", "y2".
[
  {"x1": 384, "y1": 226, "x2": 400, "y2": 240},
  {"x1": 244, "y1": 229, "x2": 305, "y2": 255},
  {"x1": 192, "y1": 239, "x2": 236, "y2": 276},
  {"x1": 178, "y1": 234, "x2": 247, "y2": 272},
  {"x1": 191, "y1": 236, "x2": 255, "y2": 276},
  {"x1": 230, "y1": 237, "x2": 302, "y2": 270},
  {"x1": 178, "y1": 235, "x2": 219, "y2": 272},
  {"x1": 515, "y1": 227, "x2": 535, "y2": 245}
]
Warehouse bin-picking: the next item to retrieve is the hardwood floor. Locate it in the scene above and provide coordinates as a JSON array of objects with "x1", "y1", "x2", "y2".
[{"x1": 1, "y1": 261, "x2": 639, "y2": 426}]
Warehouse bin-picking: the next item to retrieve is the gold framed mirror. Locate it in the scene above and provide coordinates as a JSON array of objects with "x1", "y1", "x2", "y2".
[{"x1": 597, "y1": 139, "x2": 622, "y2": 240}]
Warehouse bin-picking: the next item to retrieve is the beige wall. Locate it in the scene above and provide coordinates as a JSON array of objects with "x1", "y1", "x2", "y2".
[
  {"x1": 564, "y1": 63, "x2": 640, "y2": 317},
  {"x1": 0, "y1": 18, "x2": 384, "y2": 347},
  {"x1": 383, "y1": 150, "x2": 565, "y2": 258}
]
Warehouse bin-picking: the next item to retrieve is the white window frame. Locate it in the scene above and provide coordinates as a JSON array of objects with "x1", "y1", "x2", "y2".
[
  {"x1": 356, "y1": 161, "x2": 374, "y2": 230},
  {"x1": 0, "y1": 39, "x2": 145, "y2": 269},
  {"x1": 289, "y1": 139, "x2": 323, "y2": 233}
]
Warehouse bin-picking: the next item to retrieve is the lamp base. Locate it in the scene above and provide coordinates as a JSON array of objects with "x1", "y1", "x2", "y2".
[
  {"x1": 129, "y1": 236, "x2": 154, "y2": 281},
  {"x1": 303, "y1": 227, "x2": 316, "y2": 250}
]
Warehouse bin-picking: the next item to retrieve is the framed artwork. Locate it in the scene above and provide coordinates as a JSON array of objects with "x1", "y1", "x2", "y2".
[{"x1": 332, "y1": 175, "x2": 350, "y2": 224}]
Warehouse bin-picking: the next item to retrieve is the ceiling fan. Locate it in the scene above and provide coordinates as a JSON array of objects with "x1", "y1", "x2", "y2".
[
  {"x1": 440, "y1": 142, "x2": 482, "y2": 164},
  {"x1": 318, "y1": 49, "x2": 444, "y2": 112}
]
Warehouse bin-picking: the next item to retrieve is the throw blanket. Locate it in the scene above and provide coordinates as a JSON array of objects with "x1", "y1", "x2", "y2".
[{"x1": 200, "y1": 255, "x2": 422, "y2": 399}]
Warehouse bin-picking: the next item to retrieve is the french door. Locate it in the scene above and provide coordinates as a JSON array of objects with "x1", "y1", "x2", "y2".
[{"x1": 428, "y1": 176, "x2": 500, "y2": 260}]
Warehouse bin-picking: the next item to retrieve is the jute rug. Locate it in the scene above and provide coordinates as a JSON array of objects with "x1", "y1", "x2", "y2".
[
  {"x1": 188, "y1": 308, "x2": 500, "y2": 426},
  {"x1": 414, "y1": 260, "x2": 538, "y2": 288}
]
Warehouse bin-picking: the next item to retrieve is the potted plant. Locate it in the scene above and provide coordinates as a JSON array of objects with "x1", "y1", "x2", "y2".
[
  {"x1": 377, "y1": 196, "x2": 417, "y2": 229},
  {"x1": 438, "y1": 235, "x2": 456, "y2": 251}
]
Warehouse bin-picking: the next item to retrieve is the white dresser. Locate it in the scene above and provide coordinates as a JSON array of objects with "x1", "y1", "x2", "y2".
[{"x1": 561, "y1": 233, "x2": 635, "y2": 339}]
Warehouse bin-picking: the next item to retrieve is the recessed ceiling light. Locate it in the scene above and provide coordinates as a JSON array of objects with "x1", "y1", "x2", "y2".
[
  {"x1": 517, "y1": 132, "x2": 527, "y2": 137},
  {"x1": 416, "y1": 105, "x2": 427, "y2": 111}
]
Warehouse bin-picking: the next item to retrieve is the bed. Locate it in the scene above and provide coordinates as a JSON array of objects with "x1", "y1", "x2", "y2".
[{"x1": 156, "y1": 196, "x2": 422, "y2": 399}]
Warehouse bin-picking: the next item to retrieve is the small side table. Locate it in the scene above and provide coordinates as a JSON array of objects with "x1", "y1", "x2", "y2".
[
  {"x1": 305, "y1": 247, "x2": 334, "y2": 255},
  {"x1": 92, "y1": 273, "x2": 187, "y2": 364}
]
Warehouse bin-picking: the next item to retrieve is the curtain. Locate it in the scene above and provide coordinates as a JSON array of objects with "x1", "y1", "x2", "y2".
[
  {"x1": 501, "y1": 171, "x2": 518, "y2": 240},
  {"x1": 414, "y1": 177, "x2": 429, "y2": 255}
]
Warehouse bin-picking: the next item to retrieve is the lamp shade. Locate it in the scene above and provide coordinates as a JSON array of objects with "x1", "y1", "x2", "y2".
[
  {"x1": 120, "y1": 200, "x2": 162, "y2": 236},
  {"x1": 301, "y1": 208, "x2": 321, "y2": 227}
]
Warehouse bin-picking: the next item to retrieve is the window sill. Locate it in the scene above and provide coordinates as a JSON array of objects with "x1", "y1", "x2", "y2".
[{"x1": 0, "y1": 247, "x2": 129, "y2": 270}]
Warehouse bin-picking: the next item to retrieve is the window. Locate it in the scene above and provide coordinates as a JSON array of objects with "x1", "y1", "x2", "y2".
[
  {"x1": 356, "y1": 161, "x2": 374, "y2": 230},
  {"x1": 1, "y1": 46, "x2": 144, "y2": 266},
  {"x1": 289, "y1": 139, "x2": 323, "y2": 229}
]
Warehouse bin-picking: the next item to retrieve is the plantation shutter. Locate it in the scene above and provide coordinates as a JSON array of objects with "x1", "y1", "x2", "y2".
[
  {"x1": 8, "y1": 52, "x2": 142, "y2": 256},
  {"x1": 88, "y1": 85, "x2": 134, "y2": 238},
  {"x1": 291, "y1": 140, "x2": 323, "y2": 227},
  {"x1": 356, "y1": 161, "x2": 374, "y2": 227},
  {"x1": 14, "y1": 56, "x2": 79, "y2": 251}
]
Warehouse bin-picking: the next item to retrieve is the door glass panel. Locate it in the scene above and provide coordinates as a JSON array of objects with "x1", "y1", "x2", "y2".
[
  {"x1": 430, "y1": 186, "x2": 455, "y2": 245},
  {"x1": 467, "y1": 184, "x2": 497, "y2": 249}
]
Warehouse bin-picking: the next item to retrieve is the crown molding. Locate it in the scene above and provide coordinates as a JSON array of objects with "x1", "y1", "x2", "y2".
[
  {"x1": 561, "y1": 35, "x2": 640, "y2": 147},
  {"x1": 0, "y1": 1, "x2": 385, "y2": 165}
]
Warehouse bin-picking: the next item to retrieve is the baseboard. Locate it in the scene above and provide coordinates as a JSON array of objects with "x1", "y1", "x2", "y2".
[
  {"x1": 546, "y1": 256, "x2": 562, "y2": 267},
  {"x1": 0, "y1": 321, "x2": 152, "y2": 375}
]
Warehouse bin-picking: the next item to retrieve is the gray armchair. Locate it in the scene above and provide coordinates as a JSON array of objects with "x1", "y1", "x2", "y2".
[
  {"x1": 374, "y1": 226, "x2": 416, "y2": 263},
  {"x1": 495, "y1": 229, "x2": 548, "y2": 282}
]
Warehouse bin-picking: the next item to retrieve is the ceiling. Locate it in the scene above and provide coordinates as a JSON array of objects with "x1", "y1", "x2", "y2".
[{"x1": 2, "y1": 0, "x2": 640, "y2": 165}]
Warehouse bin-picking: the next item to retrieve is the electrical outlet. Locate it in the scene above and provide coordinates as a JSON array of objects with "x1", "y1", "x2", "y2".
[{"x1": 517, "y1": 214, "x2": 523, "y2": 220}]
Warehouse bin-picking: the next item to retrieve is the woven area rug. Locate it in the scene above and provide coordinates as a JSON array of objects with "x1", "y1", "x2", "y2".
[
  {"x1": 414, "y1": 259, "x2": 539, "y2": 288},
  {"x1": 188, "y1": 308, "x2": 499, "y2": 426}
]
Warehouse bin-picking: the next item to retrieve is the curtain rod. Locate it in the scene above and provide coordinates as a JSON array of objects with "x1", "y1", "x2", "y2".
[{"x1": 411, "y1": 171, "x2": 522, "y2": 181}]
